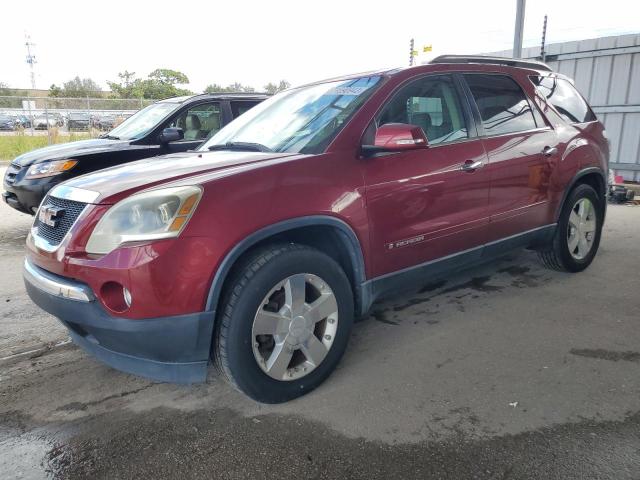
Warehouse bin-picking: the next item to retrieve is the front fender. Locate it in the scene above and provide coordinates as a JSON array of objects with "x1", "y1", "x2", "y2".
[{"x1": 204, "y1": 215, "x2": 369, "y2": 316}]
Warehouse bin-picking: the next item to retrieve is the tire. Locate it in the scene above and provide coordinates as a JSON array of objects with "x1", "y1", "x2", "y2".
[
  {"x1": 213, "y1": 243, "x2": 354, "y2": 403},
  {"x1": 538, "y1": 183, "x2": 603, "y2": 272}
]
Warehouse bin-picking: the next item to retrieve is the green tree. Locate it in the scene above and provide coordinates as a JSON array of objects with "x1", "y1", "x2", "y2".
[
  {"x1": 203, "y1": 82, "x2": 255, "y2": 93},
  {"x1": 108, "y1": 69, "x2": 192, "y2": 99},
  {"x1": 49, "y1": 76, "x2": 102, "y2": 97},
  {"x1": 106, "y1": 71, "x2": 142, "y2": 98},
  {"x1": 264, "y1": 80, "x2": 290, "y2": 94},
  {"x1": 48, "y1": 84, "x2": 62, "y2": 97},
  {"x1": 148, "y1": 69, "x2": 189, "y2": 85},
  {"x1": 203, "y1": 83, "x2": 226, "y2": 93},
  {"x1": 230, "y1": 82, "x2": 255, "y2": 93}
]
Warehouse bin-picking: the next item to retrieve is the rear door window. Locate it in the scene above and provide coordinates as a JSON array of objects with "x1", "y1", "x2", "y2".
[
  {"x1": 531, "y1": 76, "x2": 596, "y2": 124},
  {"x1": 464, "y1": 74, "x2": 538, "y2": 136},
  {"x1": 231, "y1": 101, "x2": 262, "y2": 118}
]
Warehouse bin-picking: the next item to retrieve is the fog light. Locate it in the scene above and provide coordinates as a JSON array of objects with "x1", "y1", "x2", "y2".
[
  {"x1": 100, "y1": 281, "x2": 130, "y2": 313},
  {"x1": 123, "y1": 287, "x2": 132, "y2": 308}
]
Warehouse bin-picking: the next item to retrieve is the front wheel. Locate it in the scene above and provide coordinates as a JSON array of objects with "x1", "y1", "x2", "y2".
[
  {"x1": 214, "y1": 244, "x2": 354, "y2": 403},
  {"x1": 538, "y1": 183, "x2": 603, "y2": 272}
]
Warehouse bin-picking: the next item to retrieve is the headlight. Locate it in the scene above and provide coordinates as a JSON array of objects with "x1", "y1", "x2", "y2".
[
  {"x1": 85, "y1": 186, "x2": 202, "y2": 255},
  {"x1": 26, "y1": 160, "x2": 77, "y2": 179}
]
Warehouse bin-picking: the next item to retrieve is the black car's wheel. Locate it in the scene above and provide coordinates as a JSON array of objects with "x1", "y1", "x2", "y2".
[
  {"x1": 214, "y1": 243, "x2": 354, "y2": 403},
  {"x1": 538, "y1": 183, "x2": 603, "y2": 272}
]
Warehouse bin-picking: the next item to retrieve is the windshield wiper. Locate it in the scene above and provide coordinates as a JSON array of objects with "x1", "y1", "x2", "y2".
[
  {"x1": 208, "y1": 141, "x2": 272, "y2": 153},
  {"x1": 99, "y1": 134, "x2": 120, "y2": 140}
]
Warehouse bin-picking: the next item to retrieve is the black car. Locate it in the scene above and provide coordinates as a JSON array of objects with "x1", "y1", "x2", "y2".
[{"x1": 3, "y1": 93, "x2": 267, "y2": 214}]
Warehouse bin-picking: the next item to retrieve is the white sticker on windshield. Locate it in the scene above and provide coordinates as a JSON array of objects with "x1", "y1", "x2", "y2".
[{"x1": 326, "y1": 86, "x2": 369, "y2": 96}]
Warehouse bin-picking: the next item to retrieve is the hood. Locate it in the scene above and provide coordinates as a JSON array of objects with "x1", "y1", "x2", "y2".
[
  {"x1": 61, "y1": 150, "x2": 301, "y2": 203},
  {"x1": 12, "y1": 138, "x2": 133, "y2": 166}
]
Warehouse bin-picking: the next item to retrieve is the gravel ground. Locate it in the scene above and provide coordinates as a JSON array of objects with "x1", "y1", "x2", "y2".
[{"x1": 1, "y1": 168, "x2": 639, "y2": 479}]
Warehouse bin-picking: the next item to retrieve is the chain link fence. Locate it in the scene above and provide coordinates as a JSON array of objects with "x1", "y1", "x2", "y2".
[{"x1": 0, "y1": 96, "x2": 153, "y2": 144}]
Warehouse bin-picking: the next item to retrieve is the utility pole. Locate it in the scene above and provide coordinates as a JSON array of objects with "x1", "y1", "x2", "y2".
[
  {"x1": 25, "y1": 34, "x2": 37, "y2": 89},
  {"x1": 540, "y1": 15, "x2": 548, "y2": 62},
  {"x1": 513, "y1": 0, "x2": 526, "y2": 58},
  {"x1": 409, "y1": 38, "x2": 415, "y2": 66}
]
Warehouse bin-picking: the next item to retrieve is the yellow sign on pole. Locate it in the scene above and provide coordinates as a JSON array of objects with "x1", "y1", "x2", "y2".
[
  {"x1": 411, "y1": 50, "x2": 419, "y2": 57},
  {"x1": 423, "y1": 44, "x2": 433, "y2": 52}
]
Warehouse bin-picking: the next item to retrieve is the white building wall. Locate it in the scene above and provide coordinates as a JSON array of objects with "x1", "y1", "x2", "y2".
[{"x1": 489, "y1": 33, "x2": 640, "y2": 181}]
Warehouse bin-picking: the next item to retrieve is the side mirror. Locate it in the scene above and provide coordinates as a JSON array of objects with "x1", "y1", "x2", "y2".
[
  {"x1": 361, "y1": 123, "x2": 428, "y2": 157},
  {"x1": 158, "y1": 127, "x2": 184, "y2": 144}
]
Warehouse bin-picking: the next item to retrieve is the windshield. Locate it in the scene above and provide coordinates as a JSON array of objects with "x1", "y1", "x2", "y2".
[
  {"x1": 108, "y1": 102, "x2": 180, "y2": 140},
  {"x1": 200, "y1": 76, "x2": 382, "y2": 154}
]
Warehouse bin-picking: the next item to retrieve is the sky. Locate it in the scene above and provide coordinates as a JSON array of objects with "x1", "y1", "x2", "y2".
[{"x1": 0, "y1": 0, "x2": 638, "y2": 93}]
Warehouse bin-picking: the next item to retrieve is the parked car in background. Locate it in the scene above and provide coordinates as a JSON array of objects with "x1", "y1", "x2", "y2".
[
  {"x1": 0, "y1": 114, "x2": 19, "y2": 130},
  {"x1": 67, "y1": 112, "x2": 91, "y2": 130},
  {"x1": 3, "y1": 93, "x2": 266, "y2": 213},
  {"x1": 21, "y1": 57, "x2": 608, "y2": 403},
  {"x1": 33, "y1": 114, "x2": 58, "y2": 130},
  {"x1": 93, "y1": 114, "x2": 118, "y2": 130},
  {"x1": 15, "y1": 114, "x2": 32, "y2": 129}
]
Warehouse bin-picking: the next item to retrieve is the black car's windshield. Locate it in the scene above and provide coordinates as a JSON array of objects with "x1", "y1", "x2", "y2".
[
  {"x1": 200, "y1": 76, "x2": 382, "y2": 154},
  {"x1": 108, "y1": 102, "x2": 179, "y2": 140}
]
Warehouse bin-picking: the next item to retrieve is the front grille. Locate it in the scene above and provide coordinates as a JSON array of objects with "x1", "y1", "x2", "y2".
[
  {"x1": 4, "y1": 163, "x2": 22, "y2": 185},
  {"x1": 35, "y1": 195, "x2": 87, "y2": 246}
]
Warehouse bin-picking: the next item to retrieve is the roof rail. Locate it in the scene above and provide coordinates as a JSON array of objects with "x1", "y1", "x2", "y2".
[
  {"x1": 430, "y1": 55, "x2": 552, "y2": 72},
  {"x1": 194, "y1": 92, "x2": 270, "y2": 97}
]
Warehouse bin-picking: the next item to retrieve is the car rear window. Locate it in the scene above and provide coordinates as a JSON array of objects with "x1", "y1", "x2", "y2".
[
  {"x1": 531, "y1": 76, "x2": 597, "y2": 124},
  {"x1": 464, "y1": 74, "x2": 538, "y2": 136}
]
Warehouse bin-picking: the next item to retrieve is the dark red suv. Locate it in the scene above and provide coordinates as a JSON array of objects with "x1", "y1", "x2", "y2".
[{"x1": 23, "y1": 56, "x2": 608, "y2": 403}]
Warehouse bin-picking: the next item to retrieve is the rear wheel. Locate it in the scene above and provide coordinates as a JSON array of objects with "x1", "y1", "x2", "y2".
[
  {"x1": 538, "y1": 183, "x2": 603, "y2": 272},
  {"x1": 214, "y1": 244, "x2": 354, "y2": 403}
]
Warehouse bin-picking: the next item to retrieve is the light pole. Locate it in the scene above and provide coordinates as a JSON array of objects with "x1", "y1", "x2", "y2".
[{"x1": 513, "y1": 0, "x2": 526, "y2": 58}]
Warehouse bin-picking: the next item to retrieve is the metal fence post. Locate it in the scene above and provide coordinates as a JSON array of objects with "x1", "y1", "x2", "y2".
[
  {"x1": 26, "y1": 96, "x2": 35, "y2": 136},
  {"x1": 44, "y1": 99, "x2": 52, "y2": 145},
  {"x1": 86, "y1": 95, "x2": 92, "y2": 137}
]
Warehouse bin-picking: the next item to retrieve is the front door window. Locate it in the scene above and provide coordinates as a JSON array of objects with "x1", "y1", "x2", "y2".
[
  {"x1": 169, "y1": 103, "x2": 222, "y2": 141},
  {"x1": 377, "y1": 75, "x2": 469, "y2": 145}
]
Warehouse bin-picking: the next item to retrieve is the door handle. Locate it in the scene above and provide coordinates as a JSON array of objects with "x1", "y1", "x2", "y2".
[
  {"x1": 542, "y1": 146, "x2": 558, "y2": 157},
  {"x1": 461, "y1": 160, "x2": 484, "y2": 172}
]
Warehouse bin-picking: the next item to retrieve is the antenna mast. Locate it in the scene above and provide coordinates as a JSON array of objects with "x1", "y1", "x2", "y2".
[{"x1": 25, "y1": 34, "x2": 37, "y2": 89}]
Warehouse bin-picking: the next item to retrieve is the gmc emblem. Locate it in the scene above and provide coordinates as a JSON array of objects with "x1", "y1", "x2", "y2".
[{"x1": 38, "y1": 205, "x2": 65, "y2": 227}]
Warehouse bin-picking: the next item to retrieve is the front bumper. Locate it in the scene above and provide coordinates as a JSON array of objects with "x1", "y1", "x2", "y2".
[
  {"x1": 3, "y1": 171, "x2": 57, "y2": 214},
  {"x1": 23, "y1": 258, "x2": 214, "y2": 383}
]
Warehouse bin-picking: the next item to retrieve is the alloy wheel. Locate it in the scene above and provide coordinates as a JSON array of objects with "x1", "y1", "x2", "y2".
[
  {"x1": 567, "y1": 198, "x2": 597, "y2": 260},
  {"x1": 251, "y1": 273, "x2": 338, "y2": 381}
]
